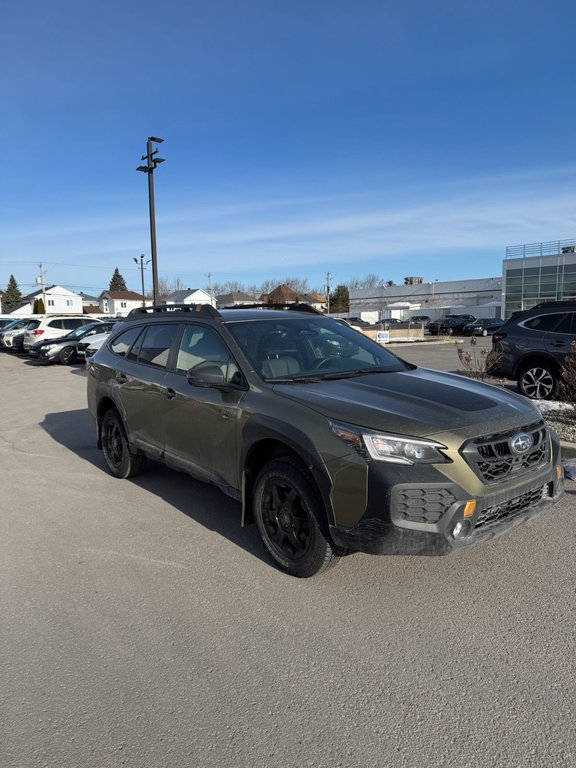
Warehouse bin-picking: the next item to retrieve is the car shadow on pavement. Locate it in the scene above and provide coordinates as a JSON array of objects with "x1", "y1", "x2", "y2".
[{"x1": 41, "y1": 408, "x2": 267, "y2": 564}]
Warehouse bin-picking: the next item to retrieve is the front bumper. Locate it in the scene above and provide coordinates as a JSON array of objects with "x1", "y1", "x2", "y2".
[{"x1": 329, "y1": 439, "x2": 564, "y2": 556}]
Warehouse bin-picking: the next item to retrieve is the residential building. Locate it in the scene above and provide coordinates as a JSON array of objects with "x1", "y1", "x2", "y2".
[
  {"x1": 98, "y1": 290, "x2": 146, "y2": 316},
  {"x1": 163, "y1": 288, "x2": 215, "y2": 307},
  {"x1": 10, "y1": 285, "x2": 84, "y2": 316},
  {"x1": 216, "y1": 291, "x2": 257, "y2": 307},
  {"x1": 502, "y1": 239, "x2": 576, "y2": 318}
]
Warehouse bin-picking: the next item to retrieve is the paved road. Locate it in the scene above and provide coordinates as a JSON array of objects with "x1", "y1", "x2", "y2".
[{"x1": 1, "y1": 350, "x2": 575, "y2": 768}]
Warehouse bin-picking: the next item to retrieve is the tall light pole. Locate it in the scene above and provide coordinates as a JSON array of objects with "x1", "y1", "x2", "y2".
[
  {"x1": 136, "y1": 136, "x2": 165, "y2": 306},
  {"x1": 133, "y1": 253, "x2": 151, "y2": 307}
]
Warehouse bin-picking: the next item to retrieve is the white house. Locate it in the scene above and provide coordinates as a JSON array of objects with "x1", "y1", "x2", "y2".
[
  {"x1": 163, "y1": 288, "x2": 216, "y2": 307},
  {"x1": 11, "y1": 285, "x2": 84, "y2": 316},
  {"x1": 97, "y1": 290, "x2": 147, "y2": 316}
]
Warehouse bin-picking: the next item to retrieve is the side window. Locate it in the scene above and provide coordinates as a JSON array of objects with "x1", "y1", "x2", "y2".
[
  {"x1": 176, "y1": 325, "x2": 239, "y2": 383},
  {"x1": 134, "y1": 324, "x2": 180, "y2": 369},
  {"x1": 48, "y1": 319, "x2": 66, "y2": 330},
  {"x1": 524, "y1": 314, "x2": 566, "y2": 332},
  {"x1": 63, "y1": 318, "x2": 83, "y2": 330},
  {"x1": 110, "y1": 326, "x2": 144, "y2": 358},
  {"x1": 553, "y1": 312, "x2": 576, "y2": 335}
]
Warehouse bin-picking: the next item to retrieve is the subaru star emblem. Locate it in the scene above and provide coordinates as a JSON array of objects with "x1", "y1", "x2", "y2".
[{"x1": 510, "y1": 433, "x2": 533, "y2": 455}]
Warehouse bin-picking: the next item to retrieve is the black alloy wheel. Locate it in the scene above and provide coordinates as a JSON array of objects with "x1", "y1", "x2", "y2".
[
  {"x1": 101, "y1": 408, "x2": 147, "y2": 479},
  {"x1": 59, "y1": 346, "x2": 77, "y2": 365},
  {"x1": 253, "y1": 459, "x2": 339, "y2": 577}
]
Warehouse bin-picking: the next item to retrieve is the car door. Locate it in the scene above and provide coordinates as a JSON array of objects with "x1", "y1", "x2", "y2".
[
  {"x1": 162, "y1": 323, "x2": 246, "y2": 493},
  {"x1": 111, "y1": 322, "x2": 181, "y2": 459},
  {"x1": 543, "y1": 311, "x2": 576, "y2": 365}
]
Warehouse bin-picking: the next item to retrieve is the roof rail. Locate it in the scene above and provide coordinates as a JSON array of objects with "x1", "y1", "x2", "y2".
[
  {"x1": 219, "y1": 302, "x2": 323, "y2": 315},
  {"x1": 126, "y1": 304, "x2": 221, "y2": 319},
  {"x1": 530, "y1": 300, "x2": 576, "y2": 309}
]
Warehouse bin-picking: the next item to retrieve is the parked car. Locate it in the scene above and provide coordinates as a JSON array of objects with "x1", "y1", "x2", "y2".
[
  {"x1": 491, "y1": 300, "x2": 576, "y2": 399},
  {"x1": 87, "y1": 303, "x2": 563, "y2": 578},
  {"x1": 81, "y1": 322, "x2": 125, "y2": 366},
  {"x1": 409, "y1": 315, "x2": 431, "y2": 325},
  {"x1": 347, "y1": 317, "x2": 372, "y2": 328},
  {"x1": 23, "y1": 315, "x2": 96, "y2": 352},
  {"x1": 0, "y1": 317, "x2": 16, "y2": 330},
  {"x1": 462, "y1": 318, "x2": 503, "y2": 337},
  {"x1": 31, "y1": 321, "x2": 114, "y2": 364},
  {"x1": 0, "y1": 318, "x2": 32, "y2": 348},
  {"x1": 428, "y1": 316, "x2": 474, "y2": 335},
  {"x1": 6, "y1": 319, "x2": 40, "y2": 351}
]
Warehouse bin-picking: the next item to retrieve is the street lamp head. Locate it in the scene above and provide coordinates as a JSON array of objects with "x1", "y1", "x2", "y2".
[
  {"x1": 136, "y1": 165, "x2": 148, "y2": 173},
  {"x1": 154, "y1": 157, "x2": 165, "y2": 164},
  {"x1": 148, "y1": 136, "x2": 164, "y2": 143}
]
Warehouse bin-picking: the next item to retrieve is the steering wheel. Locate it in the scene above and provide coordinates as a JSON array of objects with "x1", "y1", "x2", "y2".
[{"x1": 314, "y1": 358, "x2": 337, "y2": 370}]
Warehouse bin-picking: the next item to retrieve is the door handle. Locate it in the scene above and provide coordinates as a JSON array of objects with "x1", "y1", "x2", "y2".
[
  {"x1": 165, "y1": 388, "x2": 177, "y2": 400},
  {"x1": 550, "y1": 341, "x2": 566, "y2": 347}
]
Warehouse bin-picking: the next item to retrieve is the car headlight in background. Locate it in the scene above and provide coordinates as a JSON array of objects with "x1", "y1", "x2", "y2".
[{"x1": 331, "y1": 421, "x2": 450, "y2": 465}]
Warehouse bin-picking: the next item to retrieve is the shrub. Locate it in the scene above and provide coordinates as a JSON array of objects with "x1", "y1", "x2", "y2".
[
  {"x1": 559, "y1": 340, "x2": 576, "y2": 405},
  {"x1": 456, "y1": 337, "x2": 502, "y2": 381}
]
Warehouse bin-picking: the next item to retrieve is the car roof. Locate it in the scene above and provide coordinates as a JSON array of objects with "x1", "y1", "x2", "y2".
[{"x1": 124, "y1": 303, "x2": 325, "y2": 324}]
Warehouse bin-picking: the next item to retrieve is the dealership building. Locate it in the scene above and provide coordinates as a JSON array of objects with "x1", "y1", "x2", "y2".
[{"x1": 502, "y1": 239, "x2": 576, "y2": 318}]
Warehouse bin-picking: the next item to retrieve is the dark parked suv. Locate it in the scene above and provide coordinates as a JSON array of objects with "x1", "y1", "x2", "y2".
[
  {"x1": 491, "y1": 301, "x2": 576, "y2": 399},
  {"x1": 87, "y1": 304, "x2": 564, "y2": 577}
]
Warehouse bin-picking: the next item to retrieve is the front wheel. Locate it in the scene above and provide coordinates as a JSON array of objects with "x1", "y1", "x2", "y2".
[
  {"x1": 253, "y1": 459, "x2": 340, "y2": 577},
  {"x1": 518, "y1": 362, "x2": 558, "y2": 400},
  {"x1": 101, "y1": 408, "x2": 147, "y2": 478},
  {"x1": 59, "y1": 346, "x2": 77, "y2": 365}
]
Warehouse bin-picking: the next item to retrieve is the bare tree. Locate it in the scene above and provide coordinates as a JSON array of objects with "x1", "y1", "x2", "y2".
[{"x1": 347, "y1": 273, "x2": 384, "y2": 290}]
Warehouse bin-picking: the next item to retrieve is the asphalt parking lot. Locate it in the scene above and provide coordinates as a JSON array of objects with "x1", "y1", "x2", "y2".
[{"x1": 1, "y1": 345, "x2": 575, "y2": 768}]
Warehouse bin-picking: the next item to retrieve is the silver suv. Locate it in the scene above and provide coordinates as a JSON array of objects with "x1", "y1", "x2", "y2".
[{"x1": 491, "y1": 301, "x2": 576, "y2": 399}]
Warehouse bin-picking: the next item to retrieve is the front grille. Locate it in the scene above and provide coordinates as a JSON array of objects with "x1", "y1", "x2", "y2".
[
  {"x1": 462, "y1": 422, "x2": 549, "y2": 484},
  {"x1": 396, "y1": 487, "x2": 458, "y2": 524},
  {"x1": 475, "y1": 484, "x2": 550, "y2": 529}
]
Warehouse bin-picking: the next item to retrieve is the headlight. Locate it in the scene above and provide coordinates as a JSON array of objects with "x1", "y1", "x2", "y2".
[{"x1": 331, "y1": 421, "x2": 450, "y2": 465}]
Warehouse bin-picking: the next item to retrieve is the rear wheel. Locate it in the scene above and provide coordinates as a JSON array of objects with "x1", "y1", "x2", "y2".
[
  {"x1": 518, "y1": 362, "x2": 558, "y2": 400},
  {"x1": 253, "y1": 459, "x2": 339, "y2": 577},
  {"x1": 101, "y1": 408, "x2": 147, "y2": 478},
  {"x1": 59, "y1": 346, "x2": 77, "y2": 365}
]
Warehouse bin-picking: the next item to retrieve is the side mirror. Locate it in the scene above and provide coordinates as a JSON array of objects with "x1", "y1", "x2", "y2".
[{"x1": 186, "y1": 363, "x2": 225, "y2": 388}]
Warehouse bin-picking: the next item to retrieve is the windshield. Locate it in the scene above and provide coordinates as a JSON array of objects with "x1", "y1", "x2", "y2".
[
  {"x1": 66, "y1": 322, "x2": 102, "y2": 339},
  {"x1": 226, "y1": 316, "x2": 412, "y2": 381}
]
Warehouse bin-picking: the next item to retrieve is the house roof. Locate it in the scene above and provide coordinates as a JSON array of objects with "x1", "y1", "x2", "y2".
[
  {"x1": 216, "y1": 291, "x2": 256, "y2": 305},
  {"x1": 305, "y1": 292, "x2": 327, "y2": 303},
  {"x1": 164, "y1": 288, "x2": 208, "y2": 302},
  {"x1": 265, "y1": 284, "x2": 308, "y2": 304},
  {"x1": 100, "y1": 290, "x2": 145, "y2": 301}
]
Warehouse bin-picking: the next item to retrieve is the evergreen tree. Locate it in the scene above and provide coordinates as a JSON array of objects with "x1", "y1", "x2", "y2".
[
  {"x1": 3, "y1": 274, "x2": 22, "y2": 313},
  {"x1": 330, "y1": 284, "x2": 349, "y2": 312},
  {"x1": 33, "y1": 298, "x2": 46, "y2": 314},
  {"x1": 109, "y1": 267, "x2": 128, "y2": 291}
]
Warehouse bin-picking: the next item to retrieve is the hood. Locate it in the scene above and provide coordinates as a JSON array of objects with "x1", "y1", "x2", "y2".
[{"x1": 273, "y1": 367, "x2": 540, "y2": 438}]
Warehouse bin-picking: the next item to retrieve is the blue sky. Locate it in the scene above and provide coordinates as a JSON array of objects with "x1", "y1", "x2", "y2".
[{"x1": 2, "y1": 0, "x2": 576, "y2": 296}]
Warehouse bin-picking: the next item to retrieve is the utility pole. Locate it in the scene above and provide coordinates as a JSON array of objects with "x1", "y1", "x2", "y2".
[
  {"x1": 206, "y1": 272, "x2": 213, "y2": 306},
  {"x1": 136, "y1": 137, "x2": 165, "y2": 306},
  {"x1": 325, "y1": 271, "x2": 333, "y2": 315},
  {"x1": 133, "y1": 253, "x2": 151, "y2": 307},
  {"x1": 37, "y1": 262, "x2": 47, "y2": 312}
]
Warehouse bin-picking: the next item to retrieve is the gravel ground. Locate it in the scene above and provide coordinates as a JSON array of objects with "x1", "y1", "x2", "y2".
[{"x1": 536, "y1": 401, "x2": 576, "y2": 443}]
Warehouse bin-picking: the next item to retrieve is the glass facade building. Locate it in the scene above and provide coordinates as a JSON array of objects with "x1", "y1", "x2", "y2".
[{"x1": 503, "y1": 241, "x2": 576, "y2": 318}]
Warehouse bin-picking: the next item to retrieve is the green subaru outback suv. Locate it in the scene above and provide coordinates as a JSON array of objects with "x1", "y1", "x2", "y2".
[{"x1": 87, "y1": 304, "x2": 564, "y2": 577}]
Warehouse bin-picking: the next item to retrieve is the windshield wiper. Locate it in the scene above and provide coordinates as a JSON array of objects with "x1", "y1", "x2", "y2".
[{"x1": 316, "y1": 367, "x2": 394, "y2": 380}]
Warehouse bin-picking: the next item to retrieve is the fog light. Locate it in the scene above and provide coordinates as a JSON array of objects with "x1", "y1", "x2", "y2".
[{"x1": 452, "y1": 520, "x2": 472, "y2": 539}]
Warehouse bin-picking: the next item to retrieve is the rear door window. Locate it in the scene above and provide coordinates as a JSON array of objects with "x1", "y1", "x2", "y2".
[
  {"x1": 131, "y1": 324, "x2": 180, "y2": 369},
  {"x1": 523, "y1": 314, "x2": 566, "y2": 332}
]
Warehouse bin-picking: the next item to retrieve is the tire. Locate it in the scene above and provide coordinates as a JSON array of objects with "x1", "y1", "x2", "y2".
[
  {"x1": 518, "y1": 362, "x2": 558, "y2": 400},
  {"x1": 253, "y1": 458, "x2": 340, "y2": 577},
  {"x1": 101, "y1": 408, "x2": 147, "y2": 479},
  {"x1": 59, "y1": 346, "x2": 77, "y2": 365}
]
